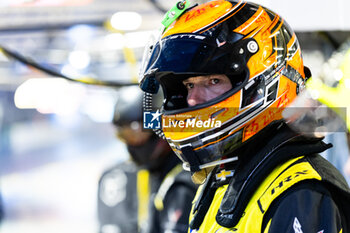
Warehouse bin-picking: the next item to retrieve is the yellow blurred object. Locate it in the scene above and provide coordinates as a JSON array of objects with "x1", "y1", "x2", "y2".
[
  {"x1": 306, "y1": 49, "x2": 350, "y2": 131},
  {"x1": 136, "y1": 169, "x2": 150, "y2": 231}
]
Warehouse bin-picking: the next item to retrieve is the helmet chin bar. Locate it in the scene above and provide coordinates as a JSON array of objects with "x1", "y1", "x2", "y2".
[{"x1": 182, "y1": 156, "x2": 239, "y2": 172}]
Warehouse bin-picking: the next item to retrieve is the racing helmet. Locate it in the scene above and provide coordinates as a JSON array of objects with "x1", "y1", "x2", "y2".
[
  {"x1": 113, "y1": 86, "x2": 171, "y2": 171},
  {"x1": 139, "y1": 0, "x2": 307, "y2": 173}
]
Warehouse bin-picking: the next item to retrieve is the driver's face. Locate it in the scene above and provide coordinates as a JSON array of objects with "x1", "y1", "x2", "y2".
[{"x1": 182, "y1": 74, "x2": 232, "y2": 106}]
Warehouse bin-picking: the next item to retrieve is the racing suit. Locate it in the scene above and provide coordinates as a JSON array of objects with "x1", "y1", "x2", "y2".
[
  {"x1": 98, "y1": 153, "x2": 196, "y2": 233},
  {"x1": 189, "y1": 122, "x2": 350, "y2": 233}
]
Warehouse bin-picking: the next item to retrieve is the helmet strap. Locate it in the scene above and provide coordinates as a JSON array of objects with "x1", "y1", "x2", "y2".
[{"x1": 182, "y1": 146, "x2": 201, "y2": 172}]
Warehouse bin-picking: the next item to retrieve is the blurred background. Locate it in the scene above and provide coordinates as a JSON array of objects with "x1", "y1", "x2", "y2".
[{"x1": 0, "y1": 0, "x2": 349, "y2": 233}]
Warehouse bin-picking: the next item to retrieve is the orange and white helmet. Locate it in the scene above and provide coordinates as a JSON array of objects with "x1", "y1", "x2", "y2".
[{"x1": 139, "y1": 0, "x2": 307, "y2": 173}]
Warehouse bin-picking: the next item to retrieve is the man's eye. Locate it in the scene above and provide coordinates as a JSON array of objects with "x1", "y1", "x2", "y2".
[
  {"x1": 185, "y1": 83, "x2": 194, "y2": 89},
  {"x1": 210, "y1": 79, "x2": 220, "y2": 85}
]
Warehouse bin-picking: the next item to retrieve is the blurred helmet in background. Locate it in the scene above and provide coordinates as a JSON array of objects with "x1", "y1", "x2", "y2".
[{"x1": 113, "y1": 85, "x2": 171, "y2": 171}]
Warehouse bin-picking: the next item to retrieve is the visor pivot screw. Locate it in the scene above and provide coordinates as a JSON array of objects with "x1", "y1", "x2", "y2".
[
  {"x1": 247, "y1": 41, "x2": 258, "y2": 54},
  {"x1": 239, "y1": 48, "x2": 244, "y2": 54}
]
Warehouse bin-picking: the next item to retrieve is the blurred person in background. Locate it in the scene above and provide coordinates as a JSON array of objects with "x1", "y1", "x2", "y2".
[
  {"x1": 97, "y1": 86, "x2": 196, "y2": 233},
  {"x1": 139, "y1": 0, "x2": 350, "y2": 232}
]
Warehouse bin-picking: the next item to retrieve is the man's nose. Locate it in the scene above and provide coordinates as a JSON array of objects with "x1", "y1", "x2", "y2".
[{"x1": 187, "y1": 87, "x2": 207, "y2": 106}]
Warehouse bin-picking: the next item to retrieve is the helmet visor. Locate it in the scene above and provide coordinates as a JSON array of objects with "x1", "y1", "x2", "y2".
[{"x1": 139, "y1": 33, "x2": 243, "y2": 94}]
